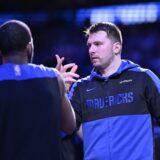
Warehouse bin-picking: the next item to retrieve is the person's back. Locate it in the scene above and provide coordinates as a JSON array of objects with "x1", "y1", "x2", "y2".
[
  {"x1": 0, "y1": 20, "x2": 76, "y2": 160},
  {"x1": 0, "y1": 63, "x2": 61, "y2": 160}
]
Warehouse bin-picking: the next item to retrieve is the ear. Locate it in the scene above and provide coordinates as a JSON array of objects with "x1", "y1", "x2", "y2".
[
  {"x1": 26, "y1": 42, "x2": 32, "y2": 55},
  {"x1": 26, "y1": 41, "x2": 34, "y2": 63},
  {"x1": 113, "y1": 42, "x2": 121, "y2": 55}
]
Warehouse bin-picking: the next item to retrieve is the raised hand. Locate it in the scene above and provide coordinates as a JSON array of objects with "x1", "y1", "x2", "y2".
[{"x1": 55, "y1": 54, "x2": 79, "y2": 92}]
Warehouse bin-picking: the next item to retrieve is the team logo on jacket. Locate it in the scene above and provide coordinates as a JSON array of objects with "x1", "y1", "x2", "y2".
[
  {"x1": 86, "y1": 92, "x2": 134, "y2": 109},
  {"x1": 86, "y1": 87, "x2": 96, "y2": 92},
  {"x1": 14, "y1": 65, "x2": 21, "y2": 76},
  {"x1": 120, "y1": 79, "x2": 132, "y2": 84}
]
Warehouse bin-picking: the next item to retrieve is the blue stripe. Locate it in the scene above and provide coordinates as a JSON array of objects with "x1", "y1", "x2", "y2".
[
  {"x1": 0, "y1": 63, "x2": 57, "y2": 81},
  {"x1": 154, "y1": 126, "x2": 160, "y2": 138},
  {"x1": 145, "y1": 70, "x2": 160, "y2": 93},
  {"x1": 129, "y1": 67, "x2": 160, "y2": 93},
  {"x1": 68, "y1": 81, "x2": 78, "y2": 100},
  {"x1": 83, "y1": 114, "x2": 153, "y2": 160}
]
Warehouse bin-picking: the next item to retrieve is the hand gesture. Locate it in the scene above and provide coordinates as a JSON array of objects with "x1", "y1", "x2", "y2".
[{"x1": 55, "y1": 54, "x2": 79, "y2": 92}]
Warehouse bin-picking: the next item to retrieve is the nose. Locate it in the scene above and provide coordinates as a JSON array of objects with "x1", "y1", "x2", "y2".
[{"x1": 89, "y1": 44, "x2": 96, "y2": 55}]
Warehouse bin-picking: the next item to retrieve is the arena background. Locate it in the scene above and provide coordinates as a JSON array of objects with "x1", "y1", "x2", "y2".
[{"x1": 0, "y1": 0, "x2": 160, "y2": 159}]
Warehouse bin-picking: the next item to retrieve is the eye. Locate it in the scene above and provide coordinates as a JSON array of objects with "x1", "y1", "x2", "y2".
[
  {"x1": 94, "y1": 42, "x2": 102, "y2": 46},
  {"x1": 87, "y1": 43, "x2": 91, "y2": 49}
]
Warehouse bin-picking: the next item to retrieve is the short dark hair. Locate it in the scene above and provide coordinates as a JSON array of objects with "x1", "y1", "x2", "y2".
[
  {"x1": 0, "y1": 20, "x2": 32, "y2": 56},
  {"x1": 85, "y1": 22, "x2": 122, "y2": 44}
]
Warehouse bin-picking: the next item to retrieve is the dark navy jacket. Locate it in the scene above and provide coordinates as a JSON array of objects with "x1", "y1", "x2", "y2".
[
  {"x1": 0, "y1": 63, "x2": 61, "y2": 160},
  {"x1": 69, "y1": 60, "x2": 160, "y2": 160}
]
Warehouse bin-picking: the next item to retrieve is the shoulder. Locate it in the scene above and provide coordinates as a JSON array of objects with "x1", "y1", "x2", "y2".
[
  {"x1": 71, "y1": 75, "x2": 92, "y2": 89},
  {"x1": 76, "y1": 75, "x2": 92, "y2": 84},
  {"x1": 28, "y1": 64, "x2": 58, "y2": 78},
  {"x1": 132, "y1": 66, "x2": 160, "y2": 91},
  {"x1": 128, "y1": 66, "x2": 159, "y2": 79},
  {"x1": 69, "y1": 75, "x2": 92, "y2": 96}
]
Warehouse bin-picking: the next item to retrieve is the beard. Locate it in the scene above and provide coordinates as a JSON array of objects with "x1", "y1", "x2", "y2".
[{"x1": 92, "y1": 56, "x2": 113, "y2": 69}]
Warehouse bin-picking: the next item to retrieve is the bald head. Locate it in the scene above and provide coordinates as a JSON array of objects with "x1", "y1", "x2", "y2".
[{"x1": 0, "y1": 20, "x2": 32, "y2": 56}]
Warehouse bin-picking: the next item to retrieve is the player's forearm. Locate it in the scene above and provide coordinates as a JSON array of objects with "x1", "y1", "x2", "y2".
[{"x1": 61, "y1": 94, "x2": 76, "y2": 134}]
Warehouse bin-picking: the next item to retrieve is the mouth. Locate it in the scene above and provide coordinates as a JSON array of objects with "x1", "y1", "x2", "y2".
[
  {"x1": 90, "y1": 57, "x2": 99, "y2": 64},
  {"x1": 91, "y1": 56, "x2": 99, "y2": 60}
]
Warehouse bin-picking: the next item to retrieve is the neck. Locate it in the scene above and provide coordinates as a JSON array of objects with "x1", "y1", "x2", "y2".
[
  {"x1": 99, "y1": 58, "x2": 121, "y2": 77},
  {"x1": 2, "y1": 54, "x2": 29, "y2": 64}
]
